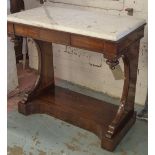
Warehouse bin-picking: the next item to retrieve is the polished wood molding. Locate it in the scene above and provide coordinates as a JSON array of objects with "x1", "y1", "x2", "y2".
[{"x1": 7, "y1": 22, "x2": 145, "y2": 59}]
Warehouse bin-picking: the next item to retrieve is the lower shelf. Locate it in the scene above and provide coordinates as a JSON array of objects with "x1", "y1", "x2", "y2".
[{"x1": 18, "y1": 86, "x2": 136, "y2": 151}]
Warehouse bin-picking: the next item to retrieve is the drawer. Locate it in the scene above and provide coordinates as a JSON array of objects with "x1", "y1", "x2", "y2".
[
  {"x1": 71, "y1": 34, "x2": 104, "y2": 52},
  {"x1": 14, "y1": 23, "x2": 70, "y2": 45}
]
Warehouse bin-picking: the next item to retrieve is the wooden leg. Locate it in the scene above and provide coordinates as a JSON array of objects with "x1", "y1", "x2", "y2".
[
  {"x1": 18, "y1": 40, "x2": 54, "y2": 115},
  {"x1": 102, "y1": 40, "x2": 140, "y2": 151}
]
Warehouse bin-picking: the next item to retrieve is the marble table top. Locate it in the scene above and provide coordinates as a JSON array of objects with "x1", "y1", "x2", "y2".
[{"x1": 7, "y1": 4, "x2": 145, "y2": 41}]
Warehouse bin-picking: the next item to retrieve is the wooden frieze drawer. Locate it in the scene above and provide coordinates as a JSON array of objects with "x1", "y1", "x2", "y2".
[
  {"x1": 13, "y1": 23, "x2": 70, "y2": 45},
  {"x1": 71, "y1": 34, "x2": 104, "y2": 53}
]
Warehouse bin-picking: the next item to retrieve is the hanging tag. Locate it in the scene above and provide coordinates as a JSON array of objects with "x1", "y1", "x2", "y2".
[{"x1": 111, "y1": 64, "x2": 124, "y2": 80}]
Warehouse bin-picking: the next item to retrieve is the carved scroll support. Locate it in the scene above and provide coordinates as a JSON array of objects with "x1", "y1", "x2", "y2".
[
  {"x1": 18, "y1": 40, "x2": 55, "y2": 114},
  {"x1": 104, "y1": 40, "x2": 140, "y2": 139},
  {"x1": 105, "y1": 53, "x2": 130, "y2": 139},
  {"x1": 106, "y1": 59, "x2": 119, "y2": 70}
]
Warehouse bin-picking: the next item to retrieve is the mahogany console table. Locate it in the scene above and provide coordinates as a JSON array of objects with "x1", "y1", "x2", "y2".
[{"x1": 7, "y1": 4, "x2": 146, "y2": 151}]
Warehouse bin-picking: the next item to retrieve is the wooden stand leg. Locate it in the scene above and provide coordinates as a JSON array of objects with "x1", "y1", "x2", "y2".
[
  {"x1": 102, "y1": 40, "x2": 140, "y2": 151},
  {"x1": 18, "y1": 40, "x2": 54, "y2": 115}
]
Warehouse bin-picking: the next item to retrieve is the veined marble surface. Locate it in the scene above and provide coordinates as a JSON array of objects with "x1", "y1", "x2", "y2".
[{"x1": 7, "y1": 4, "x2": 145, "y2": 41}]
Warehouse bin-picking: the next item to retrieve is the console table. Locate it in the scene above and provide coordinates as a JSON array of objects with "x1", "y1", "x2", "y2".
[{"x1": 7, "y1": 4, "x2": 146, "y2": 151}]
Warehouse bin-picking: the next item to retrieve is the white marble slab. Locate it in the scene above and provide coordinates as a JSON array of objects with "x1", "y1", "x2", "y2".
[{"x1": 7, "y1": 4, "x2": 145, "y2": 41}]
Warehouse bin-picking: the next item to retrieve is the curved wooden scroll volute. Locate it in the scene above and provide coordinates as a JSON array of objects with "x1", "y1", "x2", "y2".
[
  {"x1": 18, "y1": 40, "x2": 55, "y2": 114},
  {"x1": 105, "y1": 40, "x2": 140, "y2": 139}
]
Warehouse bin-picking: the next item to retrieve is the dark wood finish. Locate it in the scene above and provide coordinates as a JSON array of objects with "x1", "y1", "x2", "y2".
[
  {"x1": 18, "y1": 40, "x2": 55, "y2": 105},
  {"x1": 10, "y1": 0, "x2": 24, "y2": 13},
  {"x1": 7, "y1": 22, "x2": 14, "y2": 35},
  {"x1": 71, "y1": 34, "x2": 104, "y2": 52},
  {"x1": 102, "y1": 112, "x2": 136, "y2": 150},
  {"x1": 117, "y1": 26, "x2": 144, "y2": 52},
  {"x1": 9, "y1": 0, "x2": 25, "y2": 63},
  {"x1": 13, "y1": 23, "x2": 70, "y2": 45},
  {"x1": 18, "y1": 85, "x2": 136, "y2": 151},
  {"x1": 19, "y1": 86, "x2": 118, "y2": 134},
  {"x1": 7, "y1": 22, "x2": 145, "y2": 59},
  {"x1": 7, "y1": 20, "x2": 145, "y2": 151},
  {"x1": 105, "y1": 40, "x2": 141, "y2": 140}
]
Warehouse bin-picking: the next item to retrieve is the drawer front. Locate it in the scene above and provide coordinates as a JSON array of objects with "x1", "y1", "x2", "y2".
[
  {"x1": 71, "y1": 34, "x2": 104, "y2": 52},
  {"x1": 14, "y1": 24, "x2": 70, "y2": 45}
]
